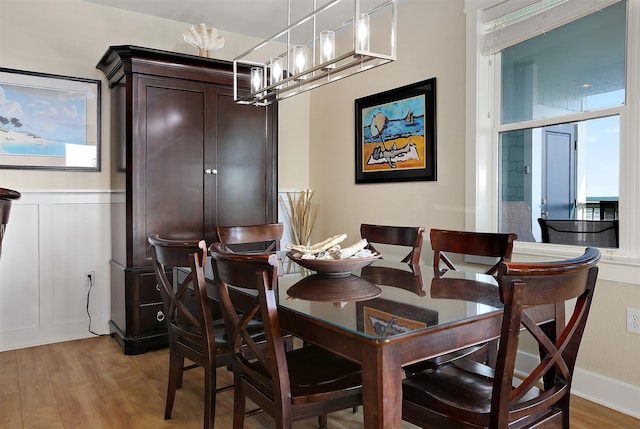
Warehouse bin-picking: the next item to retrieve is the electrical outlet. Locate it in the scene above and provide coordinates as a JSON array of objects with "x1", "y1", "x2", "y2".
[
  {"x1": 84, "y1": 271, "x2": 95, "y2": 288},
  {"x1": 627, "y1": 307, "x2": 640, "y2": 334}
]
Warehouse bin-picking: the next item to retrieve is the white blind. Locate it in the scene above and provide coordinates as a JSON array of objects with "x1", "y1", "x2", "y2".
[{"x1": 478, "y1": 0, "x2": 622, "y2": 55}]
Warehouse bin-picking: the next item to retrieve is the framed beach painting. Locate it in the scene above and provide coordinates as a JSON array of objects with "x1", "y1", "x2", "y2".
[
  {"x1": 355, "y1": 78, "x2": 436, "y2": 183},
  {"x1": 0, "y1": 68, "x2": 101, "y2": 171}
]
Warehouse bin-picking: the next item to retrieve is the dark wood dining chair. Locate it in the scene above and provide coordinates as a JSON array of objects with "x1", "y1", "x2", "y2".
[
  {"x1": 360, "y1": 223, "x2": 425, "y2": 265},
  {"x1": 430, "y1": 228, "x2": 517, "y2": 276},
  {"x1": 216, "y1": 222, "x2": 284, "y2": 254},
  {"x1": 0, "y1": 187, "x2": 20, "y2": 260},
  {"x1": 406, "y1": 228, "x2": 518, "y2": 371},
  {"x1": 402, "y1": 247, "x2": 600, "y2": 429},
  {"x1": 148, "y1": 235, "x2": 246, "y2": 429},
  {"x1": 209, "y1": 242, "x2": 363, "y2": 429}
]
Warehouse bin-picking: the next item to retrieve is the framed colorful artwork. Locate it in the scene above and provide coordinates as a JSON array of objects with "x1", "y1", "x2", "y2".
[
  {"x1": 356, "y1": 298, "x2": 438, "y2": 337},
  {"x1": 355, "y1": 78, "x2": 436, "y2": 183},
  {"x1": 0, "y1": 67, "x2": 101, "y2": 171}
]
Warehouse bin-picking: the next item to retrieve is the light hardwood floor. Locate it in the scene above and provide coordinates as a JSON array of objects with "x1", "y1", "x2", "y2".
[{"x1": 1, "y1": 336, "x2": 638, "y2": 428}]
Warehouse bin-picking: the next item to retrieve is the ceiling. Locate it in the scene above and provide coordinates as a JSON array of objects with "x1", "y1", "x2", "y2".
[{"x1": 83, "y1": 0, "x2": 386, "y2": 40}]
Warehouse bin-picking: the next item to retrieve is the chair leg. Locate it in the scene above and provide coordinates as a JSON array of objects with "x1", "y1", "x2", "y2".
[
  {"x1": 203, "y1": 366, "x2": 216, "y2": 429},
  {"x1": 318, "y1": 413, "x2": 328, "y2": 429},
  {"x1": 232, "y1": 377, "x2": 247, "y2": 429},
  {"x1": 165, "y1": 351, "x2": 181, "y2": 419},
  {"x1": 176, "y1": 354, "x2": 185, "y2": 389}
]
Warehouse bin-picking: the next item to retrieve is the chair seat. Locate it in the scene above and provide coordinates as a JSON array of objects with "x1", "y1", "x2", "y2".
[
  {"x1": 287, "y1": 345, "x2": 361, "y2": 397},
  {"x1": 244, "y1": 344, "x2": 362, "y2": 401},
  {"x1": 175, "y1": 319, "x2": 264, "y2": 353},
  {"x1": 403, "y1": 344, "x2": 488, "y2": 375},
  {"x1": 219, "y1": 318, "x2": 266, "y2": 343},
  {"x1": 403, "y1": 360, "x2": 543, "y2": 427}
]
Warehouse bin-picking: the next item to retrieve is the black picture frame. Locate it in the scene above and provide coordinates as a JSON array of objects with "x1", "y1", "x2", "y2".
[
  {"x1": 356, "y1": 298, "x2": 438, "y2": 337},
  {"x1": 0, "y1": 67, "x2": 101, "y2": 171},
  {"x1": 355, "y1": 78, "x2": 436, "y2": 183}
]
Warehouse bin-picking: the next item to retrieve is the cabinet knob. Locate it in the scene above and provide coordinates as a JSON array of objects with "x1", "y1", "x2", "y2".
[
  {"x1": 156, "y1": 311, "x2": 165, "y2": 322},
  {"x1": 204, "y1": 168, "x2": 218, "y2": 175}
]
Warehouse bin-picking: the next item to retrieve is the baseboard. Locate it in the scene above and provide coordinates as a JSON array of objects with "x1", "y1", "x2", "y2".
[
  {"x1": 0, "y1": 316, "x2": 111, "y2": 352},
  {"x1": 516, "y1": 351, "x2": 640, "y2": 419},
  {"x1": 571, "y1": 367, "x2": 640, "y2": 420}
]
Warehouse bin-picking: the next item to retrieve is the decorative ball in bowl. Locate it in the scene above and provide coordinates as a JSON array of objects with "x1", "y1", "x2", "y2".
[{"x1": 286, "y1": 251, "x2": 382, "y2": 277}]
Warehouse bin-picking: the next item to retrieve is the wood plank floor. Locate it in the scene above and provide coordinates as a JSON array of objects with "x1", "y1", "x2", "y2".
[{"x1": 1, "y1": 336, "x2": 638, "y2": 428}]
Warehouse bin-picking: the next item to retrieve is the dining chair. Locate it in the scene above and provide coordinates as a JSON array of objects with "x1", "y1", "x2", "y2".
[
  {"x1": 209, "y1": 242, "x2": 363, "y2": 429},
  {"x1": 148, "y1": 234, "x2": 259, "y2": 429},
  {"x1": 402, "y1": 247, "x2": 600, "y2": 429},
  {"x1": 360, "y1": 223, "x2": 425, "y2": 265},
  {"x1": 430, "y1": 228, "x2": 517, "y2": 276},
  {"x1": 216, "y1": 222, "x2": 284, "y2": 254},
  {"x1": 215, "y1": 222, "x2": 294, "y2": 356},
  {"x1": 538, "y1": 218, "x2": 619, "y2": 248},
  {"x1": 405, "y1": 229, "x2": 517, "y2": 373},
  {"x1": 0, "y1": 187, "x2": 20, "y2": 260}
]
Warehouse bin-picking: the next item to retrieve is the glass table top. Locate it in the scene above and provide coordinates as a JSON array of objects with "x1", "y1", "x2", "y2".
[{"x1": 276, "y1": 258, "x2": 502, "y2": 340}]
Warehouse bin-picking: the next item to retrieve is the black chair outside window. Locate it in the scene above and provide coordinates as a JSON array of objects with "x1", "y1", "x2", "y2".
[{"x1": 538, "y1": 218, "x2": 619, "y2": 248}]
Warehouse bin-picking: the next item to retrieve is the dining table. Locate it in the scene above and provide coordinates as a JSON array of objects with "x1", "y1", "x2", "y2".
[{"x1": 178, "y1": 254, "x2": 558, "y2": 429}]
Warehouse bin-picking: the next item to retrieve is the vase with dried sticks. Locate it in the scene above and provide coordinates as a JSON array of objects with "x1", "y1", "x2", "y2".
[
  {"x1": 280, "y1": 189, "x2": 318, "y2": 246},
  {"x1": 280, "y1": 189, "x2": 318, "y2": 272}
]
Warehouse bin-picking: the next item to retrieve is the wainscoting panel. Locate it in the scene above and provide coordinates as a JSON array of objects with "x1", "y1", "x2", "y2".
[
  {"x1": 0, "y1": 203, "x2": 40, "y2": 332},
  {"x1": 0, "y1": 190, "x2": 112, "y2": 352}
]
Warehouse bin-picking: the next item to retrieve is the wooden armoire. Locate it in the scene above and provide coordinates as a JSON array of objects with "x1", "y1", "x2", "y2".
[{"x1": 97, "y1": 45, "x2": 278, "y2": 354}]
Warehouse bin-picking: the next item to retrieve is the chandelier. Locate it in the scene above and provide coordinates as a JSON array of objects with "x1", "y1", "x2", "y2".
[{"x1": 233, "y1": 0, "x2": 397, "y2": 105}]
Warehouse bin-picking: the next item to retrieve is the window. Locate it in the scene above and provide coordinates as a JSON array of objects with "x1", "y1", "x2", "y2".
[{"x1": 465, "y1": 0, "x2": 639, "y2": 260}]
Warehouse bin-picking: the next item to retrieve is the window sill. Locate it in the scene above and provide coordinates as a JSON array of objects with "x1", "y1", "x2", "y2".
[{"x1": 512, "y1": 241, "x2": 640, "y2": 285}]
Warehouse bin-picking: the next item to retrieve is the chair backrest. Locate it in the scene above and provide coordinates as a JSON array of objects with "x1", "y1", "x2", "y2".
[
  {"x1": 538, "y1": 218, "x2": 619, "y2": 248},
  {"x1": 360, "y1": 223, "x2": 425, "y2": 265},
  {"x1": 490, "y1": 247, "x2": 600, "y2": 427},
  {"x1": 430, "y1": 228, "x2": 517, "y2": 275},
  {"x1": 148, "y1": 235, "x2": 215, "y2": 359},
  {"x1": 216, "y1": 223, "x2": 284, "y2": 253},
  {"x1": 0, "y1": 187, "x2": 20, "y2": 260},
  {"x1": 208, "y1": 242, "x2": 290, "y2": 407}
]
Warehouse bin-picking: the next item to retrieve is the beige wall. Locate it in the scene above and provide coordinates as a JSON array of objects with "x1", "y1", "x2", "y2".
[
  {"x1": 0, "y1": 0, "x2": 263, "y2": 191},
  {"x1": 303, "y1": 0, "x2": 467, "y2": 257}
]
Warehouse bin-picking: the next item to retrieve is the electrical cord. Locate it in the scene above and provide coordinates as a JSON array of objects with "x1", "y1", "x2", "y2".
[{"x1": 86, "y1": 277, "x2": 99, "y2": 336}]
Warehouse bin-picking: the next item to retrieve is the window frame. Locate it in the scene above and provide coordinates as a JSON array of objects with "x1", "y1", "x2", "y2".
[{"x1": 464, "y1": 0, "x2": 640, "y2": 282}]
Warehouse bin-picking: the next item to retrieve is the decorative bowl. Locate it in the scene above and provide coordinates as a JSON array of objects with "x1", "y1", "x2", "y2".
[{"x1": 286, "y1": 251, "x2": 382, "y2": 277}]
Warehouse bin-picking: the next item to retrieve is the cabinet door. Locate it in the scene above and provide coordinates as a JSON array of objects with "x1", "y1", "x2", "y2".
[
  {"x1": 133, "y1": 76, "x2": 209, "y2": 264},
  {"x1": 208, "y1": 88, "x2": 277, "y2": 234}
]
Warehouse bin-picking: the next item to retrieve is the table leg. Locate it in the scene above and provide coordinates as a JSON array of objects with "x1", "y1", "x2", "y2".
[{"x1": 361, "y1": 345, "x2": 402, "y2": 429}]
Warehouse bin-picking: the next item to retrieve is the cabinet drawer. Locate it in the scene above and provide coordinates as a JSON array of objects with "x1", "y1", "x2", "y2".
[
  {"x1": 139, "y1": 303, "x2": 167, "y2": 332},
  {"x1": 138, "y1": 271, "x2": 168, "y2": 303}
]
